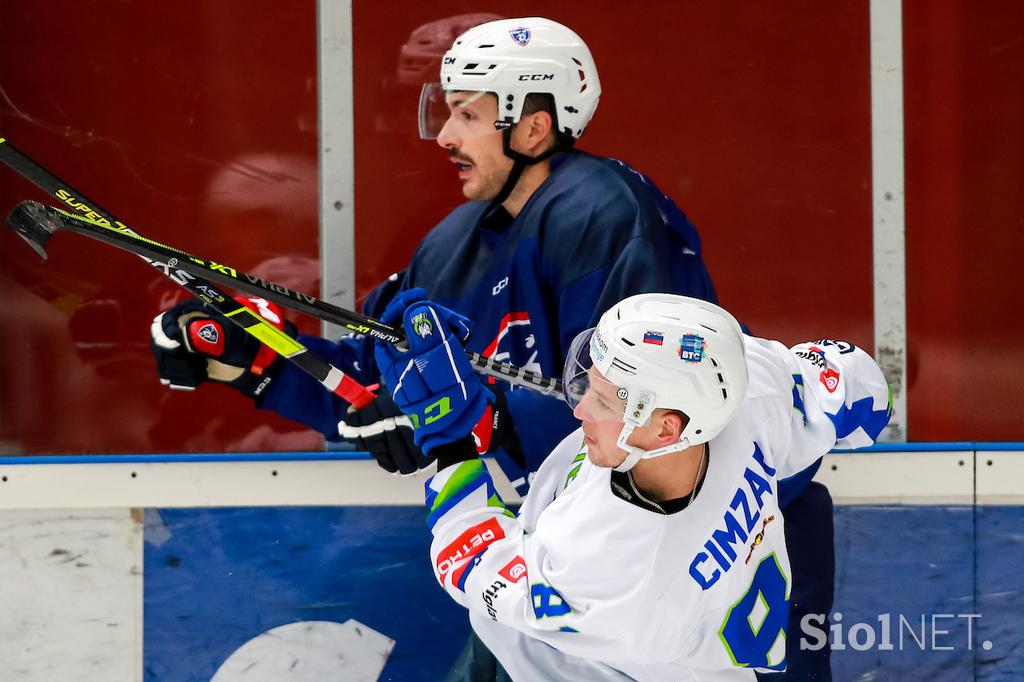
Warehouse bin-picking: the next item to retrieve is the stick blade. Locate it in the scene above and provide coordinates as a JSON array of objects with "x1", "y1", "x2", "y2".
[{"x1": 6, "y1": 200, "x2": 58, "y2": 260}]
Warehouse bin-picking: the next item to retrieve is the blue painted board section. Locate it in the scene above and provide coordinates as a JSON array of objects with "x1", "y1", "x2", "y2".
[
  {"x1": 975, "y1": 506, "x2": 1024, "y2": 681},
  {"x1": 143, "y1": 507, "x2": 469, "y2": 681},
  {"x1": 830, "y1": 506, "x2": 976, "y2": 681},
  {"x1": 143, "y1": 505, "x2": 1023, "y2": 680}
]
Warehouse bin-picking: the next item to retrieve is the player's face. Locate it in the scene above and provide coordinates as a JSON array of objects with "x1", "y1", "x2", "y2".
[
  {"x1": 572, "y1": 367, "x2": 633, "y2": 468},
  {"x1": 435, "y1": 91, "x2": 514, "y2": 201}
]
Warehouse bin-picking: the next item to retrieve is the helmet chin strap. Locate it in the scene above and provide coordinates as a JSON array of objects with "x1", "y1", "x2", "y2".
[
  {"x1": 487, "y1": 125, "x2": 572, "y2": 210},
  {"x1": 613, "y1": 423, "x2": 691, "y2": 472}
]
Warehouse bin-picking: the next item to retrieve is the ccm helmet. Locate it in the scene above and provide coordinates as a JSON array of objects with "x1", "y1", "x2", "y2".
[
  {"x1": 564, "y1": 294, "x2": 748, "y2": 472},
  {"x1": 420, "y1": 17, "x2": 601, "y2": 140}
]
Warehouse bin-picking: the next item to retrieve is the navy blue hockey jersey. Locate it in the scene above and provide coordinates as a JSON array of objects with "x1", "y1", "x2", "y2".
[{"x1": 260, "y1": 151, "x2": 717, "y2": 490}]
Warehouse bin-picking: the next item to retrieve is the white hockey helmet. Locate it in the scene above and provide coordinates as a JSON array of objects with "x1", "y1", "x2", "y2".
[
  {"x1": 563, "y1": 294, "x2": 749, "y2": 472},
  {"x1": 419, "y1": 17, "x2": 601, "y2": 140}
]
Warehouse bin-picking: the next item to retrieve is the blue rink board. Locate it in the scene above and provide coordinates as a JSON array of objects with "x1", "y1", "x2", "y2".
[
  {"x1": 143, "y1": 507, "x2": 470, "y2": 681},
  {"x1": 829, "y1": 506, "x2": 1023, "y2": 682},
  {"x1": 144, "y1": 506, "x2": 1024, "y2": 681}
]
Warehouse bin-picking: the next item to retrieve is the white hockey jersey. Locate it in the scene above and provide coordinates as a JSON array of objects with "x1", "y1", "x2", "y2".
[{"x1": 424, "y1": 336, "x2": 891, "y2": 681}]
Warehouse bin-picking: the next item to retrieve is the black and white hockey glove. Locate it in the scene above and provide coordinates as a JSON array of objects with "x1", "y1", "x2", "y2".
[
  {"x1": 339, "y1": 392, "x2": 432, "y2": 475},
  {"x1": 150, "y1": 296, "x2": 296, "y2": 400}
]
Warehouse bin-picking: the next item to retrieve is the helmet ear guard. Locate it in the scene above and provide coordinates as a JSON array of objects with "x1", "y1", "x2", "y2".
[{"x1": 623, "y1": 389, "x2": 657, "y2": 426}]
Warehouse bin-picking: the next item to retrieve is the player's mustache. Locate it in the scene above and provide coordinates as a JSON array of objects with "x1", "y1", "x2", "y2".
[{"x1": 448, "y1": 149, "x2": 474, "y2": 165}]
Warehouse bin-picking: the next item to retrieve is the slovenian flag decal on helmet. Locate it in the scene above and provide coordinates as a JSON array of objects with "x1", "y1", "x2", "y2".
[
  {"x1": 679, "y1": 334, "x2": 706, "y2": 363},
  {"x1": 509, "y1": 27, "x2": 531, "y2": 46},
  {"x1": 643, "y1": 331, "x2": 664, "y2": 346}
]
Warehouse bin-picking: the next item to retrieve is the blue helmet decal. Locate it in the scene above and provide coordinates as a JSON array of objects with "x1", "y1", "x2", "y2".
[
  {"x1": 679, "y1": 334, "x2": 706, "y2": 363},
  {"x1": 509, "y1": 27, "x2": 531, "y2": 46}
]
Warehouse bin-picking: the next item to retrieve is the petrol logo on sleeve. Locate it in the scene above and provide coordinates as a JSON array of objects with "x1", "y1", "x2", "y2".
[
  {"x1": 436, "y1": 517, "x2": 505, "y2": 580},
  {"x1": 498, "y1": 556, "x2": 528, "y2": 583}
]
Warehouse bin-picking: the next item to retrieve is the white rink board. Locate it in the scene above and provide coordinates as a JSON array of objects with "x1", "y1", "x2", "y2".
[
  {"x1": 0, "y1": 457, "x2": 522, "y2": 509},
  {"x1": 1, "y1": 448, "x2": 1020, "y2": 509},
  {"x1": 0, "y1": 508, "x2": 141, "y2": 681},
  {"x1": 814, "y1": 451, "x2": 974, "y2": 504},
  {"x1": 976, "y1": 450, "x2": 1024, "y2": 504}
]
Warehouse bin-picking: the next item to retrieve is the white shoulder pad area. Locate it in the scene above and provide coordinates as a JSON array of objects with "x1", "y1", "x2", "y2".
[
  {"x1": 736, "y1": 336, "x2": 891, "y2": 478},
  {"x1": 788, "y1": 339, "x2": 891, "y2": 449}
]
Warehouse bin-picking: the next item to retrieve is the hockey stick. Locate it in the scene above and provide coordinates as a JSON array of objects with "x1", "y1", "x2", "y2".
[
  {"x1": 0, "y1": 137, "x2": 377, "y2": 408},
  {"x1": 3, "y1": 190, "x2": 567, "y2": 399}
]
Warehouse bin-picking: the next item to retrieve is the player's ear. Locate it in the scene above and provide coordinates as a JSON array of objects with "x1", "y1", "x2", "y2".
[
  {"x1": 532, "y1": 109, "x2": 554, "y2": 139},
  {"x1": 655, "y1": 410, "x2": 687, "y2": 445},
  {"x1": 519, "y1": 110, "x2": 554, "y2": 153}
]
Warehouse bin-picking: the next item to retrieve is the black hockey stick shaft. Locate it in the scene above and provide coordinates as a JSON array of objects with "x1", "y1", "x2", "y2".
[
  {"x1": 10, "y1": 196, "x2": 567, "y2": 400},
  {"x1": 0, "y1": 137, "x2": 377, "y2": 408}
]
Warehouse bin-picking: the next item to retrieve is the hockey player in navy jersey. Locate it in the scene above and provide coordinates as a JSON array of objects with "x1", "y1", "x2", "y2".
[
  {"x1": 150, "y1": 17, "x2": 716, "y2": 486},
  {"x1": 374, "y1": 292, "x2": 891, "y2": 681}
]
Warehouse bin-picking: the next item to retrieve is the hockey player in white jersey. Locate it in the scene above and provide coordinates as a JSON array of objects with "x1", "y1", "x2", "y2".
[{"x1": 373, "y1": 292, "x2": 891, "y2": 680}]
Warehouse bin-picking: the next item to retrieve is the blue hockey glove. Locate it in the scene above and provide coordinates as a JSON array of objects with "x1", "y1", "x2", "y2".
[
  {"x1": 379, "y1": 287, "x2": 430, "y2": 329},
  {"x1": 150, "y1": 296, "x2": 296, "y2": 400},
  {"x1": 374, "y1": 298, "x2": 488, "y2": 455}
]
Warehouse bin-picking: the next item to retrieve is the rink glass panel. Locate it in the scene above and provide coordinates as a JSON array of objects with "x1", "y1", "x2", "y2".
[{"x1": 1, "y1": 3, "x2": 1022, "y2": 448}]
